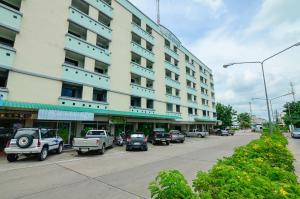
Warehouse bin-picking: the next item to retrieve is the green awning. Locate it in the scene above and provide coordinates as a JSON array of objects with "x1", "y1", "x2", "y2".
[
  {"x1": 0, "y1": 100, "x2": 180, "y2": 120},
  {"x1": 194, "y1": 117, "x2": 219, "y2": 123}
]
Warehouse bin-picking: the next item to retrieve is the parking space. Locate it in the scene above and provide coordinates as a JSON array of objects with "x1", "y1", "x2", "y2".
[{"x1": 0, "y1": 132, "x2": 258, "y2": 199}]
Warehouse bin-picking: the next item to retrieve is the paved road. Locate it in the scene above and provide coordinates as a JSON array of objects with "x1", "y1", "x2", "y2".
[
  {"x1": 0, "y1": 132, "x2": 258, "y2": 199},
  {"x1": 287, "y1": 133, "x2": 300, "y2": 182}
]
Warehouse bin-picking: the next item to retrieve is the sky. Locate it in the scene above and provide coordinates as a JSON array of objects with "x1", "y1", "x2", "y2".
[{"x1": 129, "y1": 0, "x2": 300, "y2": 119}]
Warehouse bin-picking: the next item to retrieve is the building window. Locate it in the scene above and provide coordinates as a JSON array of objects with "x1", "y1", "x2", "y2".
[
  {"x1": 131, "y1": 53, "x2": 141, "y2": 65},
  {"x1": 132, "y1": 14, "x2": 141, "y2": 26},
  {"x1": 195, "y1": 109, "x2": 198, "y2": 115},
  {"x1": 203, "y1": 110, "x2": 207, "y2": 117},
  {"x1": 147, "y1": 99, "x2": 154, "y2": 109},
  {"x1": 175, "y1": 89, "x2": 180, "y2": 97},
  {"x1": 166, "y1": 86, "x2": 172, "y2": 95},
  {"x1": 165, "y1": 69, "x2": 172, "y2": 78},
  {"x1": 146, "y1": 41, "x2": 153, "y2": 52},
  {"x1": 146, "y1": 79, "x2": 153, "y2": 88},
  {"x1": 146, "y1": 60, "x2": 153, "y2": 70},
  {"x1": 132, "y1": 33, "x2": 141, "y2": 45},
  {"x1": 175, "y1": 74, "x2": 179, "y2": 81},
  {"x1": 213, "y1": 112, "x2": 217, "y2": 118},
  {"x1": 98, "y1": 12, "x2": 111, "y2": 27},
  {"x1": 95, "y1": 61, "x2": 108, "y2": 75},
  {"x1": 131, "y1": 74, "x2": 141, "y2": 85},
  {"x1": 176, "y1": 105, "x2": 180, "y2": 113},
  {"x1": 93, "y1": 89, "x2": 107, "y2": 102},
  {"x1": 71, "y1": 0, "x2": 89, "y2": 15},
  {"x1": 61, "y1": 83, "x2": 82, "y2": 99},
  {"x1": 0, "y1": 69, "x2": 8, "y2": 88},
  {"x1": 174, "y1": 59, "x2": 179, "y2": 67},
  {"x1": 146, "y1": 25, "x2": 152, "y2": 35},
  {"x1": 186, "y1": 80, "x2": 192, "y2": 88},
  {"x1": 165, "y1": 39, "x2": 170, "y2": 48},
  {"x1": 174, "y1": 46, "x2": 177, "y2": 53},
  {"x1": 188, "y1": 107, "x2": 193, "y2": 115},
  {"x1": 131, "y1": 96, "x2": 141, "y2": 107},
  {"x1": 185, "y1": 55, "x2": 189, "y2": 62},
  {"x1": 65, "y1": 50, "x2": 84, "y2": 68},
  {"x1": 165, "y1": 54, "x2": 171, "y2": 62},
  {"x1": 97, "y1": 35, "x2": 110, "y2": 50},
  {"x1": 68, "y1": 22, "x2": 87, "y2": 40},
  {"x1": 166, "y1": 103, "x2": 173, "y2": 112}
]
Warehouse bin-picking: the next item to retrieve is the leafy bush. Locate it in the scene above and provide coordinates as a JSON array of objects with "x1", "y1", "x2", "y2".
[
  {"x1": 149, "y1": 170, "x2": 198, "y2": 199},
  {"x1": 149, "y1": 132, "x2": 300, "y2": 199}
]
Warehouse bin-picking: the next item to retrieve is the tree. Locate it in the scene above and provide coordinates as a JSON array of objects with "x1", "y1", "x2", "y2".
[
  {"x1": 216, "y1": 103, "x2": 234, "y2": 128},
  {"x1": 238, "y1": 112, "x2": 251, "y2": 129},
  {"x1": 283, "y1": 101, "x2": 300, "y2": 127}
]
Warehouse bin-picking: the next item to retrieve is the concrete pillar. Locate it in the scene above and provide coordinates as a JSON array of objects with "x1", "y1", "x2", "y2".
[
  {"x1": 141, "y1": 57, "x2": 146, "y2": 67},
  {"x1": 141, "y1": 98, "x2": 146, "y2": 109},
  {"x1": 88, "y1": 5, "x2": 99, "y2": 21},
  {"x1": 75, "y1": 122, "x2": 84, "y2": 137},
  {"x1": 82, "y1": 86, "x2": 93, "y2": 101},
  {"x1": 141, "y1": 77, "x2": 147, "y2": 88},
  {"x1": 84, "y1": 57, "x2": 95, "y2": 72},
  {"x1": 110, "y1": 124, "x2": 115, "y2": 135},
  {"x1": 134, "y1": 123, "x2": 138, "y2": 131}
]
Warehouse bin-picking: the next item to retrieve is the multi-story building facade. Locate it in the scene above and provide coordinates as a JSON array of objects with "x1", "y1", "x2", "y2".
[{"x1": 0, "y1": 0, "x2": 217, "y2": 142}]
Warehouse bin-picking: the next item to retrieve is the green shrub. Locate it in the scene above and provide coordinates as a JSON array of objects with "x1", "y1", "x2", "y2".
[
  {"x1": 149, "y1": 132, "x2": 300, "y2": 199},
  {"x1": 149, "y1": 170, "x2": 198, "y2": 199}
]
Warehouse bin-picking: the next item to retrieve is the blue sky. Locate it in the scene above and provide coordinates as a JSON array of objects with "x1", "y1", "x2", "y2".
[{"x1": 129, "y1": 0, "x2": 300, "y2": 119}]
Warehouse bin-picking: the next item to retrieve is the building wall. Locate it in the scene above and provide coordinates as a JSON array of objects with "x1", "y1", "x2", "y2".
[{"x1": 0, "y1": 0, "x2": 216, "y2": 123}]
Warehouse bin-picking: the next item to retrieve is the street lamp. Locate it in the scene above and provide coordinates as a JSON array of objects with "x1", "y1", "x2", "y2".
[{"x1": 223, "y1": 42, "x2": 300, "y2": 134}]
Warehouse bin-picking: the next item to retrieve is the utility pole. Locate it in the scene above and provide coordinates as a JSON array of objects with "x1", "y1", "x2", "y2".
[
  {"x1": 249, "y1": 102, "x2": 252, "y2": 120},
  {"x1": 156, "y1": 0, "x2": 160, "y2": 24},
  {"x1": 290, "y1": 82, "x2": 296, "y2": 102}
]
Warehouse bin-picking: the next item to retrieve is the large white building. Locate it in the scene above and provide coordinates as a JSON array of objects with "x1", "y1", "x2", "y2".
[{"x1": 0, "y1": 0, "x2": 217, "y2": 142}]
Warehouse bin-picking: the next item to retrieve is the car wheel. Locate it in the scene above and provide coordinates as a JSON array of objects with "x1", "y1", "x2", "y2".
[
  {"x1": 38, "y1": 147, "x2": 48, "y2": 161},
  {"x1": 77, "y1": 150, "x2": 83, "y2": 155},
  {"x1": 181, "y1": 140, "x2": 184, "y2": 143},
  {"x1": 56, "y1": 143, "x2": 63, "y2": 154},
  {"x1": 126, "y1": 147, "x2": 130, "y2": 151},
  {"x1": 99, "y1": 144, "x2": 105, "y2": 155},
  {"x1": 166, "y1": 141, "x2": 170, "y2": 145},
  {"x1": 144, "y1": 146, "x2": 148, "y2": 151},
  {"x1": 7, "y1": 154, "x2": 18, "y2": 162},
  {"x1": 152, "y1": 140, "x2": 156, "y2": 145}
]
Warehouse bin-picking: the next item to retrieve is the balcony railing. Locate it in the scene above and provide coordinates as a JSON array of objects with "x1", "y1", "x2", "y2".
[
  {"x1": 164, "y1": 61, "x2": 180, "y2": 75},
  {"x1": 58, "y1": 96, "x2": 109, "y2": 110},
  {"x1": 166, "y1": 94, "x2": 181, "y2": 105},
  {"x1": 0, "y1": 88, "x2": 8, "y2": 100},
  {"x1": 164, "y1": 46, "x2": 179, "y2": 59},
  {"x1": 187, "y1": 87, "x2": 197, "y2": 95},
  {"x1": 0, "y1": 3, "x2": 22, "y2": 32},
  {"x1": 165, "y1": 77, "x2": 180, "y2": 90},
  {"x1": 0, "y1": 44, "x2": 16, "y2": 69},
  {"x1": 188, "y1": 100, "x2": 198, "y2": 108},
  {"x1": 131, "y1": 62, "x2": 155, "y2": 80},
  {"x1": 186, "y1": 74, "x2": 196, "y2": 83},
  {"x1": 131, "y1": 42, "x2": 155, "y2": 62},
  {"x1": 132, "y1": 23, "x2": 154, "y2": 44},
  {"x1": 166, "y1": 111, "x2": 181, "y2": 118},
  {"x1": 186, "y1": 62, "x2": 195, "y2": 70},
  {"x1": 84, "y1": 0, "x2": 113, "y2": 18},
  {"x1": 200, "y1": 82, "x2": 209, "y2": 89},
  {"x1": 62, "y1": 64, "x2": 110, "y2": 89},
  {"x1": 130, "y1": 83, "x2": 155, "y2": 99},
  {"x1": 68, "y1": 7, "x2": 112, "y2": 40},
  {"x1": 130, "y1": 106, "x2": 155, "y2": 114},
  {"x1": 65, "y1": 34, "x2": 111, "y2": 64}
]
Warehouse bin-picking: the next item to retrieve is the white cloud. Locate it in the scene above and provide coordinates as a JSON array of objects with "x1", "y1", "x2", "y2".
[{"x1": 192, "y1": 0, "x2": 224, "y2": 12}]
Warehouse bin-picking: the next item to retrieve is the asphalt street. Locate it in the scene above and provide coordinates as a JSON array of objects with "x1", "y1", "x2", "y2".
[{"x1": 0, "y1": 131, "x2": 258, "y2": 199}]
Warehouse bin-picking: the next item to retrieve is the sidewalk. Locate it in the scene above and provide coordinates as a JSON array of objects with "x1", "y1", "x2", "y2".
[{"x1": 287, "y1": 134, "x2": 300, "y2": 182}]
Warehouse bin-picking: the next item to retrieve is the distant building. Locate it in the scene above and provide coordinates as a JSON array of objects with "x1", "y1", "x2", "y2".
[
  {"x1": 232, "y1": 114, "x2": 240, "y2": 128},
  {"x1": 251, "y1": 115, "x2": 267, "y2": 125}
]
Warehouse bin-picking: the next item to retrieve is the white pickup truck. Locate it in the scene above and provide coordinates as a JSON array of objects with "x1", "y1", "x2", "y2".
[
  {"x1": 186, "y1": 129, "x2": 209, "y2": 138},
  {"x1": 73, "y1": 130, "x2": 114, "y2": 155}
]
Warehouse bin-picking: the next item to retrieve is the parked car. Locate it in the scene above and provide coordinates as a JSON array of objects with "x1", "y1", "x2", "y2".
[
  {"x1": 148, "y1": 128, "x2": 171, "y2": 145},
  {"x1": 186, "y1": 129, "x2": 209, "y2": 138},
  {"x1": 73, "y1": 130, "x2": 113, "y2": 155},
  {"x1": 5, "y1": 128, "x2": 63, "y2": 162},
  {"x1": 169, "y1": 130, "x2": 185, "y2": 143},
  {"x1": 291, "y1": 128, "x2": 300, "y2": 138},
  {"x1": 126, "y1": 134, "x2": 148, "y2": 151},
  {"x1": 215, "y1": 129, "x2": 230, "y2": 136},
  {"x1": 228, "y1": 129, "x2": 235, "y2": 136}
]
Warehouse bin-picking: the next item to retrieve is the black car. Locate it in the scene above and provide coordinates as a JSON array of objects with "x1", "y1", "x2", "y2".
[
  {"x1": 148, "y1": 128, "x2": 171, "y2": 145},
  {"x1": 126, "y1": 134, "x2": 148, "y2": 151}
]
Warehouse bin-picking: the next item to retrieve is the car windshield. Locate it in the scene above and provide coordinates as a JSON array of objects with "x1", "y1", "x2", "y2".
[
  {"x1": 14, "y1": 129, "x2": 39, "y2": 139},
  {"x1": 131, "y1": 134, "x2": 145, "y2": 140},
  {"x1": 87, "y1": 131, "x2": 105, "y2": 136},
  {"x1": 294, "y1": 128, "x2": 300, "y2": 131}
]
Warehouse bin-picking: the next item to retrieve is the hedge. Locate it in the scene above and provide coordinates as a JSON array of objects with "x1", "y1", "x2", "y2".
[{"x1": 149, "y1": 132, "x2": 300, "y2": 199}]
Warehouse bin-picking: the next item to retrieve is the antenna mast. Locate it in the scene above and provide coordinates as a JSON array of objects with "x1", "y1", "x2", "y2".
[{"x1": 156, "y1": 0, "x2": 160, "y2": 24}]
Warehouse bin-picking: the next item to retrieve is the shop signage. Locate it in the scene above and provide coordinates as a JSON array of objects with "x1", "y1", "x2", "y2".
[
  {"x1": 38, "y1": 110, "x2": 94, "y2": 121},
  {"x1": 110, "y1": 116, "x2": 127, "y2": 124}
]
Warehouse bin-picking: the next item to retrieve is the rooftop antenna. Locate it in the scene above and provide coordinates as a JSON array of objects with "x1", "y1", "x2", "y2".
[{"x1": 156, "y1": 0, "x2": 160, "y2": 24}]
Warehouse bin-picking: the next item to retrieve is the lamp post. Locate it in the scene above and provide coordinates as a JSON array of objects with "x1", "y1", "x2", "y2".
[{"x1": 223, "y1": 42, "x2": 300, "y2": 134}]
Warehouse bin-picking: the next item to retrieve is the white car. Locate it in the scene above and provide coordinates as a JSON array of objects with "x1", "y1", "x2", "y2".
[
  {"x1": 186, "y1": 129, "x2": 209, "y2": 138},
  {"x1": 291, "y1": 128, "x2": 300, "y2": 138},
  {"x1": 5, "y1": 128, "x2": 64, "y2": 162},
  {"x1": 73, "y1": 130, "x2": 114, "y2": 155}
]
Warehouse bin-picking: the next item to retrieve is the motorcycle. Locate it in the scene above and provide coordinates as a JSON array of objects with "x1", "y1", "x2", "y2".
[{"x1": 114, "y1": 135, "x2": 124, "y2": 146}]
